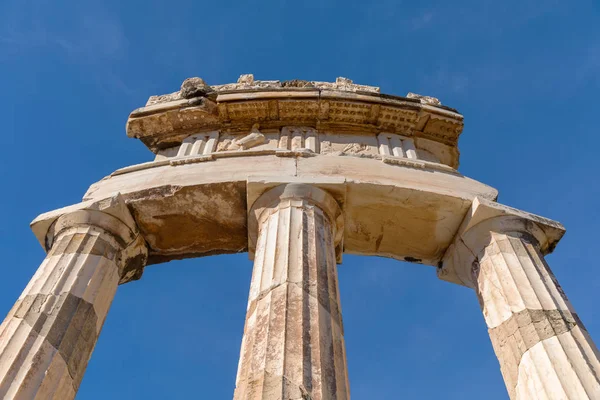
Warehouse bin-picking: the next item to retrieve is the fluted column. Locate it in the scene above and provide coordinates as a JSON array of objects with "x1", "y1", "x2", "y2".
[
  {"x1": 474, "y1": 229, "x2": 600, "y2": 399},
  {"x1": 235, "y1": 184, "x2": 349, "y2": 400},
  {"x1": 0, "y1": 196, "x2": 147, "y2": 400},
  {"x1": 441, "y1": 199, "x2": 600, "y2": 400}
]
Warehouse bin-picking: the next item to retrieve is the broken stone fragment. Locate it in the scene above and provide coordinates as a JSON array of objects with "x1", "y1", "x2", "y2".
[
  {"x1": 336, "y1": 77, "x2": 353, "y2": 85},
  {"x1": 281, "y1": 79, "x2": 314, "y2": 88},
  {"x1": 232, "y1": 124, "x2": 266, "y2": 150},
  {"x1": 237, "y1": 74, "x2": 254, "y2": 85},
  {"x1": 407, "y1": 92, "x2": 442, "y2": 106},
  {"x1": 180, "y1": 77, "x2": 214, "y2": 99}
]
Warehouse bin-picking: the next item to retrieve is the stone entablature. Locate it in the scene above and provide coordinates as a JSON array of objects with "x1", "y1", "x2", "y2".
[
  {"x1": 3, "y1": 74, "x2": 599, "y2": 400},
  {"x1": 127, "y1": 75, "x2": 462, "y2": 168},
  {"x1": 151, "y1": 125, "x2": 451, "y2": 168}
]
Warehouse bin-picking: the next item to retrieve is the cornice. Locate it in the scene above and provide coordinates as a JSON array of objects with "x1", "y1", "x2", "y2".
[{"x1": 126, "y1": 75, "x2": 463, "y2": 154}]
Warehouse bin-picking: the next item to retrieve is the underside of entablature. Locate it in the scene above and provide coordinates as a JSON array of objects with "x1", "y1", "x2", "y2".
[{"x1": 27, "y1": 153, "x2": 500, "y2": 267}]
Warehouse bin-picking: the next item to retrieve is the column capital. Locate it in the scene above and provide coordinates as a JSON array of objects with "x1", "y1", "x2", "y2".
[
  {"x1": 247, "y1": 181, "x2": 345, "y2": 263},
  {"x1": 438, "y1": 197, "x2": 565, "y2": 288},
  {"x1": 31, "y1": 194, "x2": 148, "y2": 284}
]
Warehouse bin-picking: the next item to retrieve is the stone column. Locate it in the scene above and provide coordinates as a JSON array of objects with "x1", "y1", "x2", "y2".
[
  {"x1": 0, "y1": 196, "x2": 147, "y2": 400},
  {"x1": 441, "y1": 200, "x2": 600, "y2": 399},
  {"x1": 235, "y1": 184, "x2": 349, "y2": 400}
]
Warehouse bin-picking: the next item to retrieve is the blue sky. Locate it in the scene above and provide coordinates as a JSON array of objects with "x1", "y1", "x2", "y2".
[{"x1": 1, "y1": 0, "x2": 599, "y2": 398}]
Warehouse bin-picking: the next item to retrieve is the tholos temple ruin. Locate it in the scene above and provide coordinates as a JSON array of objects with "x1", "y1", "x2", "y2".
[{"x1": 1, "y1": 74, "x2": 599, "y2": 399}]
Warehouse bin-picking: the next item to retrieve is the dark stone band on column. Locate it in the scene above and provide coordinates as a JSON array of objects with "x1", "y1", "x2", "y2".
[
  {"x1": 14, "y1": 293, "x2": 99, "y2": 390},
  {"x1": 50, "y1": 232, "x2": 118, "y2": 260}
]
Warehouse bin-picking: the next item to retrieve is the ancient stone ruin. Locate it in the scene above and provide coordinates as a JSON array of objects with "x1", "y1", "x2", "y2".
[{"x1": 1, "y1": 74, "x2": 599, "y2": 399}]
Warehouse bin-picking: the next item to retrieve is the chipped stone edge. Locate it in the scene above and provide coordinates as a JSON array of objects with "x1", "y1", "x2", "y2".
[
  {"x1": 246, "y1": 176, "x2": 347, "y2": 264},
  {"x1": 108, "y1": 150, "x2": 459, "y2": 178},
  {"x1": 135, "y1": 88, "x2": 461, "y2": 121},
  {"x1": 30, "y1": 194, "x2": 139, "y2": 252},
  {"x1": 438, "y1": 197, "x2": 566, "y2": 288}
]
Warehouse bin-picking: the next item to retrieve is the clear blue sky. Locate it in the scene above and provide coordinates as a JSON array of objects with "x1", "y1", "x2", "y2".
[{"x1": 1, "y1": 0, "x2": 599, "y2": 398}]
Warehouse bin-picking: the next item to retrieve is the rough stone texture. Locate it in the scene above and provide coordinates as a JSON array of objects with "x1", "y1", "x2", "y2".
[
  {"x1": 128, "y1": 76, "x2": 461, "y2": 163},
  {"x1": 74, "y1": 153, "x2": 496, "y2": 266},
  {"x1": 440, "y1": 198, "x2": 600, "y2": 399},
  {"x1": 439, "y1": 197, "x2": 564, "y2": 288},
  {"x1": 233, "y1": 124, "x2": 266, "y2": 150},
  {"x1": 0, "y1": 196, "x2": 147, "y2": 399},
  {"x1": 406, "y1": 92, "x2": 441, "y2": 105},
  {"x1": 281, "y1": 79, "x2": 314, "y2": 88},
  {"x1": 235, "y1": 184, "x2": 349, "y2": 400},
  {"x1": 5, "y1": 75, "x2": 598, "y2": 399},
  {"x1": 473, "y1": 232, "x2": 600, "y2": 399},
  {"x1": 180, "y1": 77, "x2": 214, "y2": 99}
]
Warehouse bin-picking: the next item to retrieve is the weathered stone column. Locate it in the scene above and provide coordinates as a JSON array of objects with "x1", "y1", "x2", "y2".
[
  {"x1": 440, "y1": 198, "x2": 600, "y2": 399},
  {"x1": 0, "y1": 196, "x2": 147, "y2": 400},
  {"x1": 235, "y1": 184, "x2": 349, "y2": 400},
  {"x1": 475, "y1": 229, "x2": 600, "y2": 399}
]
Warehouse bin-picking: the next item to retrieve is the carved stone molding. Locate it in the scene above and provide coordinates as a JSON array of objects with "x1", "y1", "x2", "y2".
[{"x1": 127, "y1": 75, "x2": 463, "y2": 164}]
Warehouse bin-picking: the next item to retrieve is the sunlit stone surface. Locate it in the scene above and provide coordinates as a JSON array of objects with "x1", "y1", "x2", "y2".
[
  {"x1": 0, "y1": 196, "x2": 146, "y2": 399},
  {"x1": 1, "y1": 74, "x2": 598, "y2": 399},
  {"x1": 235, "y1": 184, "x2": 349, "y2": 400}
]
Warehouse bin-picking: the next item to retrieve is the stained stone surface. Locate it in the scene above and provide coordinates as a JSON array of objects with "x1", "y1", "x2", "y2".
[
  {"x1": 0, "y1": 196, "x2": 147, "y2": 400},
  {"x1": 235, "y1": 184, "x2": 349, "y2": 400},
  {"x1": 479, "y1": 233, "x2": 600, "y2": 399},
  {"x1": 2, "y1": 75, "x2": 599, "y2": 399},
  {"x1": 440, "y1": 198, "x2": 600, "y2": 399},
  {"x1": 130, "y1": 74, "x2": 463, "y2": 164},
  {"x1": 180, "y1": 77, "x2": 214, "y2": 99}
]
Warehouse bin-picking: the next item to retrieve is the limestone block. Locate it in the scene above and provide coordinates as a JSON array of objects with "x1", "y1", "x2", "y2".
[
  {"x1": 127, "y1": 77, "x2": 463, "y2": 168},
  {"x1": 440, "y1": 197, "x2": 600, "y2": 399},
  {"x1": 80, "y1": 151, "x2": 496, "y2": 265},
  {"x1": 235, "y1": 184, "x2": 349, "y2": 400},
  {"x1": 0, "y1": 196, "x2": 148, "y2": 399},
  {"x1": 478, "y1": 233, "x2": 600, "y2": 399}
]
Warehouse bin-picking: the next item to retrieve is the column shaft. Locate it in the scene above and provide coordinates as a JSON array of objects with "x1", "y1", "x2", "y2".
[
  {"x1": 0, "y1": 200, "x2": 146, "y2": 400},
  {"x1": 235, "y1": 187, "x2": 349, "y2": 400},
  {"x1": 474, "y1": 232, "x2": 600, "y2": 399}
]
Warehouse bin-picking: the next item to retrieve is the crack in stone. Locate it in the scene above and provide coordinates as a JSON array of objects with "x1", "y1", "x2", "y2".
[
  {"x1": 490, "y1": 308, "x2": 580, "y2": 371},
  {"x1": 248, "y1": 281, "x2": 343, "y2": 328}
]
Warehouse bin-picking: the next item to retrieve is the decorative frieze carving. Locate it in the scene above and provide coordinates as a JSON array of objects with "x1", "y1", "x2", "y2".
[
  {"x1": 340, "y1": 143, "x2": 370, "y2": 155},
  {"x1": 130, "y1": 75, "x2": 462, "y2": 167},
  {"x1": 143, "y1": 127, "x2": 461, "y2": 179},
  {"x1": 211, "y1": 74, "x2": 380, "y2": 94},
  {"x1": 232, "y1": 124, "x2": 266, "y2": 150},
  {"x1": 278, "y1": 127, "x2": 319, "y2": 152},
  {"x1": 176, "y1": 131, "x2": 219, "y2": 158},
  {"x1": 313, "y1": 76, "x2": 380, "y2": 93},
  {"x1": 377, "y1": 133, "x2": 417, "y2": 159},
  {"x1": 154, "y1": 127, "x2": 452, "y2": 172}
]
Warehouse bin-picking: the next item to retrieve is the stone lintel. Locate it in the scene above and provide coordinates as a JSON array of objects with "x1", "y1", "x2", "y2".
[
  {"x1": 438, "y1": 197, "x2": 566, "y2": 288},
  {"x1": 246, "y1": 177, "x2": 346, "y2": 263}
]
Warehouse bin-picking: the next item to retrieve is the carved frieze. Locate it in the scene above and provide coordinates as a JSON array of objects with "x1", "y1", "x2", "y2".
[
  {"x1": 211, "y1": 74, "x2": 380, "y2": 94},
  {"x1": 129, "y1": 75, "x2": 463, "y2": 167},
  {"x1": 279, "y1": 127, "x2": 319, "y2": 152},
  {"x1": 176, "y1": 131, "x2": 220, "y2": 157},
  {"x1": 377, "y1": 133, "x2": 417, "y2": 159}
]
